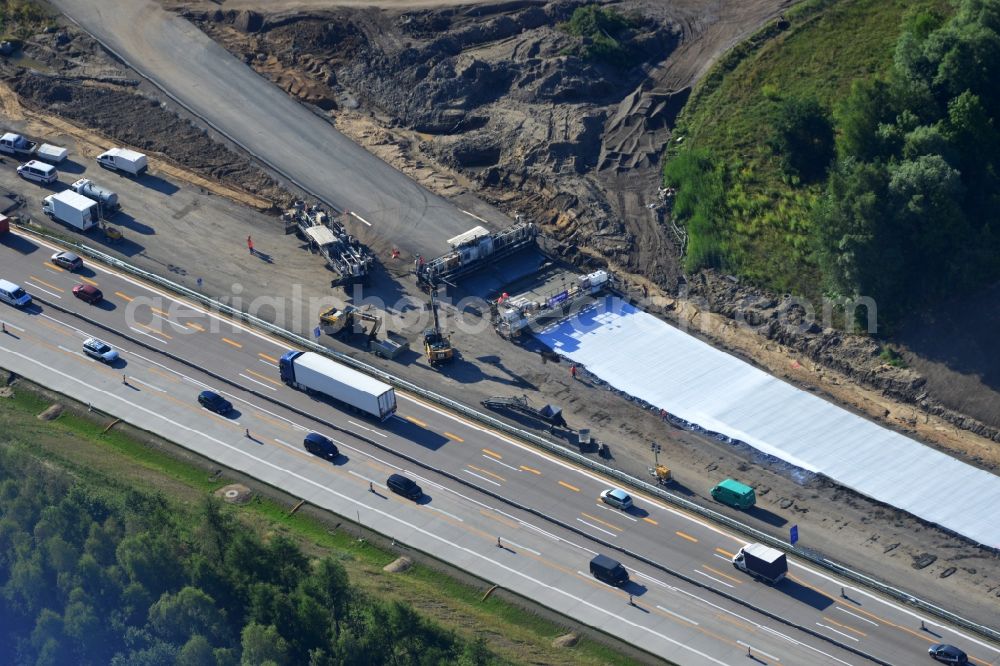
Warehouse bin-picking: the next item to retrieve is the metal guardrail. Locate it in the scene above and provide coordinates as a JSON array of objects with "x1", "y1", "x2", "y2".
[{"x1": 13, "y1": 222, "x2": 1000, "y2": 646}]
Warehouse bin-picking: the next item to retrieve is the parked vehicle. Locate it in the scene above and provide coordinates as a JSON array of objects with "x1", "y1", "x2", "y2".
[
  {"x1": 732, "y1": 543, "x2": 787, "y2": 584},
  {"x1": 70, "y1": 178, "x2": 120, "y2": 215},
  {"x1": 82, "y1": 338, "x2": 119, "y2": 363},
  {"x1": 711, "y1": 478, "x2": 756, "y2": 510},
  {"x1": 43, "y1": 191, "x2": 99, "y2": 231},
  {"x1": 72, "y1": 284, "x2": 103, "y2": 304},
  {"x1": 0, "y1": 279, "x2": 31, "y2": 308},
  {"x1": 278, "y1": 350, "x2": 397, "y2": 420},
  {"x1": 197, "y1": 390, "x2": 232, "y2": 415},
  {"x1": 0, "y1": 132, "x2": 37, "y2": 157},
  {"x1": 303, "y1": 432, "x2": 339, "y2": 460},
  {"x1": 387, "y1": 473, "x2": 422, "y2": 500},
  {"x1": 600, "y1": 488, "x2": 633, "y2": 510},
  {"x1": 36, "y1": 143, "x2": 68, "y2": 164},
  {"x1": 928, "y1": 644, "x2": 968, "y2": 664},
  {"x1": 17, "y1": 160, "x2": 57, "y2": 184},
  {"x1": 96, "y1": 148, "x2": 148, "y2": 176},
  {"x1": 589, "y1": 554, "x2": 629, "y2": 586},
  {"x1": 51, "y1": 251, "x2": 83, "y2": 271}
]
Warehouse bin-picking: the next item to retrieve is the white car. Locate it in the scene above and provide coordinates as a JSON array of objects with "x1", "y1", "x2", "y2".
[
  {"x1": 600, "y1": 488, "x2": 634, "y2": 510},
  {"x1": 82, "y1": 337, "x2": 119, "y2": 363}
]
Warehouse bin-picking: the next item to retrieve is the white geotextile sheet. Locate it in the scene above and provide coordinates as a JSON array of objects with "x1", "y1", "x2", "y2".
[{"x1": 536, "y1": 298, "x2": 1000, "y2": 548}]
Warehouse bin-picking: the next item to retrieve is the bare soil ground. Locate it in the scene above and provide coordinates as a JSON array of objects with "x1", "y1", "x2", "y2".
[
  {"x1": 179, "y1": 0, "x2": 792, "y2": 291},
  {"x1": 4, "y1": 5, "x2": 1000, "y2": 631}
]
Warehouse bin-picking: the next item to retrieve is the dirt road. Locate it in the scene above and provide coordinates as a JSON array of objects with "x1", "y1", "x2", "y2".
[{"x1": 50, "y1": 0, "x2": 515, "y2": 259}]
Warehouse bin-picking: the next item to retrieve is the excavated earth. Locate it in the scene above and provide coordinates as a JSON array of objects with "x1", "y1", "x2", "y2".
[
  {"x1": 178, "y1": 1, "x2": 1000, "y2": 456},
  {"x1": 0, "y1": 28, "x2": 291, "y2": 208},
  {"x1": 183, "y1": 0, "x2": 792, "y2": 290}
]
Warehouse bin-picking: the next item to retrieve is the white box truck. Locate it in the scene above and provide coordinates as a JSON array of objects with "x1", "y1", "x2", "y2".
[
  {"x1": 96, "y1": 148, "x2": 148, "y2": 176},
  {"x1": 42, "y1": 191, "x2": 100, "y2": 231},
  {"x1": 71, "y1": 178, "x2": 120, "y2": 215},
  {"x1": 732, "y1": 543, "x2": 788, "y2": 584},
  {"x1": 279, "y1": 350, "x2": 397, "y2": 420}
]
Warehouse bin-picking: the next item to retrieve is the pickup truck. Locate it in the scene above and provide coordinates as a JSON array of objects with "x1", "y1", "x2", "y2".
[{"x1": 0, "y1": 132, "x2": 37, "y2": 157}]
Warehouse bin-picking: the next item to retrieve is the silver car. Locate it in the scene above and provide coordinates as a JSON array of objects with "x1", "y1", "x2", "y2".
[
  {"x1": 82, "y1": 337, "x2": 119, "y2": 363},
  {"x1": 51, "y1": 251, "x2": 83, "y2": 271},
  {"x1": 600, "y1": 488, "x2": 634, "y2": 510}
]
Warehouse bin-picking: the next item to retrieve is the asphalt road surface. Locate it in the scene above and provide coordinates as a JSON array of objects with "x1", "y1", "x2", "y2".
[
  {"x1": 3, "y1": 232, "x2": 1000, "y2": 665},
  {"x1": 49, "y1": 0, "x2": 505, "y2": 258}
]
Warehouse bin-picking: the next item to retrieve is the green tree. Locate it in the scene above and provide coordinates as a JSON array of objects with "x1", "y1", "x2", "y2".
[
  {"x1": 835, "y1": 78, "x2": 900, "y2": 161},
  {"x1": 240, "y1": 623, "x2": 289, "y2": 666},
  {"x1": 177, "y1": 635, "x2": 216, "y2": 666},
  {"x1": 148, "y1": 586, "x2": 227, "y2": 644},
  {"x1": 770, "y1": 96, "x2": 835, "y2": 181}
]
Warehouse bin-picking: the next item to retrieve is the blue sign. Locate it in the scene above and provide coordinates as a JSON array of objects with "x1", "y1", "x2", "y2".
[
  {"x1": 790, "y1": 525, "x2": 799, "y2": 545},
  {"x1": 547, "y1": 290, "x2": 569, "y2": 308},
  {"x1": 313, "y1": 326, "x2": 322, "y2": 338}
]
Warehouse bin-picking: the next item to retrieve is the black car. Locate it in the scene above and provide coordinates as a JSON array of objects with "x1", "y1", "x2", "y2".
[
  {"x1": 929, "y1": 644, "x2": 968, "y2": 664},
  {"x1": 304, "y1": 432, "x2": 339, "y2": 460},
  {"x1": 197, "y1": 390, "x2": 232, "y2": 415},
  {"x1": 387, "y1": 473, "x2": 422, "y2": 500}
]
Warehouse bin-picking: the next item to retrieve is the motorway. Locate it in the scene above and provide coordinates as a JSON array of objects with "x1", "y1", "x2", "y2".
[
  {"x1": 49, "y1": 0, "x2": 502, "y2": 258},
  {"x1": 3, "y1": 232, "x2": 1000, "y2": 665}
]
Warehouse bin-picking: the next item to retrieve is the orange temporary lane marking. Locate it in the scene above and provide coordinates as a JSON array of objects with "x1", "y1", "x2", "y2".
[
  {"x1": 221, "y1": 337, "x2": 243, "y2": 349},
  {"x1": 259, "y1": 352, "x2": 278, "y2": 363},
  {"x1": 481, "y1": 448, "x2": 502, "y2": 460},
  {"x1": 136, "y1": 322, "x2": 172, "y2": 339},
  {"x1": 467, "y1": 464, "x2": 505, "y2": 482},
  {"x1": 444, "y1": 431, "x2": 464, "y2": 442},
  {"x1": 675, "y1": 531, "x2": 698, "y2": 543},
  {"x1": 702, "y1": 565, "x2": 743, "y2": 585},
  {"x1": 29, "y1": 275, "x2": 64, "y2": 292},
  {"x1": 822, "y1": 616, "x2": 867, "y2": 638},
  {"x1": 403, "y1": 415, "x2": 427, "y2": 427},
  {"x1": 580, "y1": 512, "x2": 623, "y2": 532},
  {"x1": 558, "y1": 480, "x2": 580, "y2": 493},
  {"x1": 520, "y1": 465, "x2": 541, "y2": 475},
  {"x1": 643, "y1": 517, "x2": 659, "y2": 526},
  {"x1": 151, "y1": 306, "x2": 170, "y2": 317},
  {"x1": 787, "y1": 574, "x2": 936, "y2": 644},
  {"x1": 44, "y1": 262, "x2": 64, "y2": 272},
  {"x1": 186, "y1": 321, "x2": 205, "y2": 332},
  {"x1": 245, "y1": 369, "x2": 282, "y2": 386},
  {"x1": 79, "y1": 276, "x2": 100, "y2": 287},
  {"x1": 115, "y1": 291, "x2": 133, "y2": 302},
  {"x1": 715, "y1": 547, "x2": 735, "y2": 558}
]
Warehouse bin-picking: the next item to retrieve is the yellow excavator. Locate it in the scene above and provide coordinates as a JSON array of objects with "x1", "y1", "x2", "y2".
[
  {"x1": 423, "y1": 289, "x2": 454, "y2": 367},
  {"x1": 319, "y1": 305, "x2": 380, "y2": 344}
]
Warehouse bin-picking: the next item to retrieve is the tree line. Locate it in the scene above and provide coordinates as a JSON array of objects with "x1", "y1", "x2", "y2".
[
  {"x1": 666, "y1": 0, "x2": 1000, "y2": 329},
  {"x1": 0, "y1": 447, "x2": 498, "y2": 665}
]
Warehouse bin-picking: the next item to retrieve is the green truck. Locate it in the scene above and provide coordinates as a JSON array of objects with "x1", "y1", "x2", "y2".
[{"x1": 711, "y1": 478, "x2": 756, "y2": 510}]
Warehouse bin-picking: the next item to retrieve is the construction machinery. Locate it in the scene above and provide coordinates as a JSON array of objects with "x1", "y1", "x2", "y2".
[
  {"x1": 492, "y1": 269, "x2": 612, "y2": 338},
  {"x1": 416, "y1": 221, "x2": 537, "y2": 289},
  {"x1": 285, "y1": 202, "x2": 373, "y2": 285},
  {"x1": 319, "y1": 305, "x2": 379, "y2": 337},
  {"x1": 423, "y1": 289, "x2": 454, "y2": 366},
  {"x1": 319, "y1": 305, "x2": 407, "y2": 359},
  {"x1": 649, "y1": 464, "x2": 673, "y2": 485},
  {"x1": 481, "y1": 394, "x2": 567, "y2": 429}
]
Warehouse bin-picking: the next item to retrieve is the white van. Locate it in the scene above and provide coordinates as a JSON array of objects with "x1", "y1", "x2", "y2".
[
  {"x1": 0, "y1": 279, "x2": 32, "y2": 308},
  {"x1": 16, "y1": 160, "x2": 57, "y2": 185}
]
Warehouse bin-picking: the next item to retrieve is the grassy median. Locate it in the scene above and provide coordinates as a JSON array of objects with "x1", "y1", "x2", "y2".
[{"x1": 0, "y1": 374, "x2": 661, "y2": 665}]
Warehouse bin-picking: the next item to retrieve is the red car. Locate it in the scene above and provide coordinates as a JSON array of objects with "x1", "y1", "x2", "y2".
[{"x1": 72, "y1": 283, "x2": 103, "y2": 304}]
